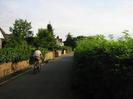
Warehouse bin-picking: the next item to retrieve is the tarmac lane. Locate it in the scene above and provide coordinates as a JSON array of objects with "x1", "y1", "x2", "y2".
[{"x1": 0, "y1": 54, "x2": 73, "y2": 99}]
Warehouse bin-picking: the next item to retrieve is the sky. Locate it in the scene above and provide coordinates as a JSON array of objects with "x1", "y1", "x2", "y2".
[{"x1": 0, "y1": 0, "x2": 133, "y2": 40}]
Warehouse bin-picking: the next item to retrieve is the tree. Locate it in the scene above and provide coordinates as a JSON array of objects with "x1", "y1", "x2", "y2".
[
  {"x1": 76, "y1": 36, "x2": 87, "y2": 41},
  {"x1": 10, "y1": 19, "x2": 32, "y2": 40},
  {"x1": 25, "y1": 36, "x2": 36, "y2": 46},
  {"x1": 118, "y1": 30, "x2": 131, "y2": 41},
  {"x1": 36, "y1": 28, "x2": 56, "y2": 50},
  {"x1": 6, "y1": 19, "x2": 32, "y2": 47},
  {"x1": 47, "y1": 23, "x2": 54, "y2": 35},
  {"x1": 122, "y1": 30, "x2": 131, "y2": 40},
  {"x1": 64, "y1": 33, "x2": 76, "y2": 49}
]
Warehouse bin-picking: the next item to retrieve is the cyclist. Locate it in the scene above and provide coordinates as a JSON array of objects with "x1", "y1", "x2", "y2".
[{"x1": 33, "y1": 47, "x2": 43, "y2": 73}]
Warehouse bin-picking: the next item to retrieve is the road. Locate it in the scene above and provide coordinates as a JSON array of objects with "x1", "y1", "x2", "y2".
[{"x1": 0, "y1": 54, "x2": 73, "y2": 99}]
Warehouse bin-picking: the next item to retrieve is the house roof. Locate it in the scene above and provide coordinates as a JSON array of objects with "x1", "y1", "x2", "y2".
[
  {"x1": 0, "y1": 31, "x2": 4, "y2": 39},
  {"x1": 0, "y1": 27, "x2": 12, "y2": 39}
]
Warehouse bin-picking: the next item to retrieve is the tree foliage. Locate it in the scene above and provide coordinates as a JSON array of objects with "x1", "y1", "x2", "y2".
[
  {"x1": 4, "y1": 19, "x2": 32, "y2": 48},
  {"x1": 36, "y1": 24, "x2": 56, "y2": 50},
  {"x1": 73, "y1": 34, "x2": 133, "y2": 99},
  {"x1": 64, "y1": 33, "x2": 75, "y2": 49},
  {"x1": 10, "y1": 19, "x2": 32, "y2": 40},
  {"x1": 47, "y1": 23, "x2": 54, "y2": 35}
]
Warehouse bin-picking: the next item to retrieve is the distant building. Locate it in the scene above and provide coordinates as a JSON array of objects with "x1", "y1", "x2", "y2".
[
  {"x1": 0, "y1": 27, "x2": 12, "y2": 48},
  {"x1": 56, "y1": 36, "x2": 64, "y2": 46},
  {"x1": 0, "y1": 29, "x2": 4, "y2": 48},
  {"x1": 0, "y1": 39, "x2": 2, "y2": 48}
]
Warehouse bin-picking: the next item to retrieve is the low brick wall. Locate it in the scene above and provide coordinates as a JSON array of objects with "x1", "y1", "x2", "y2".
[
  {"x1": 62, "y1": 50, "x2": 66, "y2": 54},
  {"x1": 0, "y1": 62, "x2": 12, "y2": 78},
  {"x1": 12, "y1": 60, "x2": 29, "y2": 72},
  {"x1": 57, "y1": 50, "x2": 62, "y2": 56},
  {"x1": 0, "y1": 61, "x2": 29, "y2": 78},
  {"x1": 45, "y1": 51, "x2": 55, "y2": 60},
  {"x1": 55, "y1": 50, "x2": 62, "y2": 57}
]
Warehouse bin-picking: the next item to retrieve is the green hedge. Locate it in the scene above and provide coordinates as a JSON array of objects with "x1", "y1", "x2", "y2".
[
  {"x1": 60, "y1": 46, "x2": 72, "y2": 53},
  {"x1": 73, "y1": 36, "x2": 133, "y2": 99},
  {"x1": 0, "y1": 47, "x2": 47, "y2": 64},
  {"x1": 54, "y1": 46, "x2": 72, "y2": 52}
]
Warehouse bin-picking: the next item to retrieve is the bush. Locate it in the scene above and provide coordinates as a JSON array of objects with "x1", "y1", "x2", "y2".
[
  {"x1": 73, "y1": 35, "x2": 133, "y2": 99},
  {"x1": 62, "y1": 46, "x2": 72, "y2": 53},
  {"x1": 0, "y1": 47, "x2": 47, "y2": 64}
]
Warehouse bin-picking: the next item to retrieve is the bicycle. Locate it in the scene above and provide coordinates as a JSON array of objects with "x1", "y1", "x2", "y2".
[{"x1": 33, "y1": 58, "x2": 41, "y2": 74}]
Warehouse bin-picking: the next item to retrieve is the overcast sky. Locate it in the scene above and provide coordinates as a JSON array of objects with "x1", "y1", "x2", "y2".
[{"x1": 0, "y1": 0, "x2": 133, "y2": 40}]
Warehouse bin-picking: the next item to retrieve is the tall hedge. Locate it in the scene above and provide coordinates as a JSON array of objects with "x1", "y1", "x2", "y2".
[{"x1": 73, "y1": 36, "x2": 133, "y2": 99}]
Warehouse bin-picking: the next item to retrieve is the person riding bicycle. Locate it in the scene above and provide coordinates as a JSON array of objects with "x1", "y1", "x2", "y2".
[{"x1": 33, "y1": 47, "x2": 43, "y2": 71}]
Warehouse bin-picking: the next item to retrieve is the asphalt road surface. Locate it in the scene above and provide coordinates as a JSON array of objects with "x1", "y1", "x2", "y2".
[{"x1": 0, "y1": 54, "x2": 73, "y2": 99}]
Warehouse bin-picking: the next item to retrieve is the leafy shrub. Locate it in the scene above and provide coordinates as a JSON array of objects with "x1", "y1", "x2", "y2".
[
  {"x1": 0, "y1": 47, "x2": 30, "y2": 63},
  {"x1": 0, "y1": 47, "x2": 47, "y2": 64},
  {"x1": 73, "y1": 35, "x2": 133, "y2": 99},
  {"x1": 61, "y1": 46, "x2": 72, "y2": 53}
]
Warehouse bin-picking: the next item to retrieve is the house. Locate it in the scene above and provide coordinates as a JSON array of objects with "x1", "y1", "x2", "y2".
[
  {"x1": 0, "y1": 29, "x2": 4, "y2": 48},
  {"x1": 0, "y1": 27, "x2": 11, "y2": 48},
  {"x1": 56, "y1": 36, "x2": 64, "y2": 46},
  {"x1": 0, "y1": 38, "x2": 2, "y2": 48}
]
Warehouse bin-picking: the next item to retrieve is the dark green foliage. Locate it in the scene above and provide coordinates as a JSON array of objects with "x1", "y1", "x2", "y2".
[
  {"x1": 73, "y1": 34, "x2": 133, "y2": 99},
  {"x1": 4, "y1": 19, "x2": 33, "y2": 48},
  {"x1": 62, "y1": 46, "x2": 72, "y2": 53},
  {"x1": 47, "y1": 23, "x2": 54, "y2": 34},
  {"x1": 0, "y1": 47, "x2": 47, "y2": 64},
  {"x1": 36, "y1": 27, "x2": 56, "y2": 50},
  {"x1": 0, "y1": 47, "x2": 32, "y2": 64},
  {"x1": 64, "y1": 34, "x2": 88, "y2": 50},
  {"x1": 55, "y1": 46, "x2": 72, "y2": 53},
  {"x1": 64, "y1": 33, "x2": 76, "y2": 49},
  {"x1": 25, "y1": 37, "x2": 36, "y2": 46},
  {"x1": 10, "y1": 19, "x2": 32, "y2": 39}
]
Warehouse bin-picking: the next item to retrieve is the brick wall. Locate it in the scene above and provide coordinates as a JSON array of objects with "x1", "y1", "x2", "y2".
[{"x1": 44, "y1": 51, "x2": 55, "y2": 60}]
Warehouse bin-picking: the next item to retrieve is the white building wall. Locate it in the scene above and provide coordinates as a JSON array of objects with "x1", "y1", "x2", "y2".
[
  {"x1": 56, "y1": 39, "x2": 64, "y2": 46},
  {"x1": 0, "y1": 31, "x2": 4, "y2": 48},
  {"x1": 0, "y1": 39, "x2": 2, "y2": 48}
]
